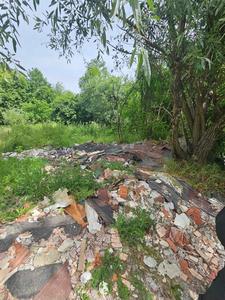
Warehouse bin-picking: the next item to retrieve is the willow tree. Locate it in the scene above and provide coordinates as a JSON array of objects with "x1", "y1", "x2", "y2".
[{"x1": 1, "y1": 0, "x2": 225, "y2": 162}]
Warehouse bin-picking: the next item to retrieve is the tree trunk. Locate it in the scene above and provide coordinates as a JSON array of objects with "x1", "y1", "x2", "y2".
[
  {"x1": 193, "y1": 116, "x2": 225, "y2": 163},
  {"x1": 171, "y1": 61, "x2": 188, "y2": 160}
]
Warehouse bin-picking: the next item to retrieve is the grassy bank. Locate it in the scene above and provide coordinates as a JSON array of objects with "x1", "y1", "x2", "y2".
[
  {"x1": 165, "y1": 159, "x2": 225, "y2": 199},
  {"x1": 0, "y1": 123, "x2": 117, "y2": 153},
  {"x1": 0, "y1": 123, "x2": 143, "y2": 153}
]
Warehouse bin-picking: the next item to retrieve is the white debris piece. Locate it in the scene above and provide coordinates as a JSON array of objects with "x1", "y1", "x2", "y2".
[
  {"x1": 80, "y1": 271, "x2": 92, "y2": 284},
  {"x1": 143, "y1": 256, "x2": 157, "y2": 268},
  {"x1": 158, "y1": 261, "x2": 180, "y2": 279},
  {"x1": 85, "y1": 202, "x2": 102, "y2": 234},
  {"x1": 174, "y1": 213, "x2": 191, "y2": 229}
]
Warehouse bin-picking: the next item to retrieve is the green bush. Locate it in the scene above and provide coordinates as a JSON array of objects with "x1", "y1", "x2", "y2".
[{"x1": 2, "y1": 109, "x2": 28, "y2": 126}]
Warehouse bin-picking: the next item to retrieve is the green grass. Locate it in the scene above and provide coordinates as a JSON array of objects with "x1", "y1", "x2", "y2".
[
  {"x1": 117, "y1": 277, "x2": 130, "y2": 300},
  {"x1": 91, "y1": 250, "x2": 126, "y2": 293},
  {"x1": 0, "y1": 158, "x2": 100, "y2": 221},
  {"x1": 131, "y1": 276, "x2": 152, "y2": 300},
  {"x1": 165, "y1": 159, "x2": 225, "y2": 198},
  {"x1": 116, "y1": 208, "x2": 155, "y2": 247},
  {"x1": 0, "y1": 123, "x2": 117, "y2": 153}
]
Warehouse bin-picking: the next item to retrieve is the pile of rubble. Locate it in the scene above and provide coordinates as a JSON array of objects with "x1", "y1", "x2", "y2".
[{"x1": 0, "y1": 142, "x2": 224, "y2": 300}]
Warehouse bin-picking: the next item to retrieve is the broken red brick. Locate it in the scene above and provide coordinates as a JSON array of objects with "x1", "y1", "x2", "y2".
[
  {"x1": 186, "y1": 207, "x2": 203, "y2": 225},
  {"x1": 169, "y1": 227, "x2": 189, "y2": 247},
  {"x1": 9, "y1": 243, "x2": 29, "y2": 269},
  {"x1": 161, "y1": 207, "x2": 172, "y2": 220},
  {"x1": 154, "y1": 195, "x2": 164, "y2": 203},
  {"x1": 119, "y1": 185, "x2": 128, "y2": 199},
  {"x1": 166, "y1": 238, "x2": 177, "y2": 252},
  {"x1": 179, "y1": 259, "x2": 189, "y2": 274},
  {"x1": 97, "y1": 188, "x2": 110, "y2": 203}
]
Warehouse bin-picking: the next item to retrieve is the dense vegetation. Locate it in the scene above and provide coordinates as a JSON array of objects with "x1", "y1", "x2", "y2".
[{"x1": 0, "y1": 60, "x2": 171, "y2": 152}]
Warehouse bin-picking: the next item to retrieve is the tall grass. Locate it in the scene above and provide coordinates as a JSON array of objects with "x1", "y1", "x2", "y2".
[
  {"x1": 165, "y1": 159, "x2": 225, "y2": 198},
  {"x1": 0, "y1": 123, "x2": 117, "y2": 152}
]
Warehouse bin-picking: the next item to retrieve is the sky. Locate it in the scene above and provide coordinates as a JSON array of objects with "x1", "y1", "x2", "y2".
[{"x1": 16, "y1": 7, "x2": 134, "y2": 93}]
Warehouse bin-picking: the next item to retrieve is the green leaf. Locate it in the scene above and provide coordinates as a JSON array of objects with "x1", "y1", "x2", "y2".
[
  {"x1": 101, "y1": 30, "x2": 107, "y2": 47},
  {"x1": 146, "y1": 0, "x2": 154, "y2": 10},
  {"x1": 111, "y1": 0, "x2": 121, "y2": 17},
  {"x1": 130, "y1": 46, "x2": 136, "y2": 67},
  {"x1": 12, "y1": 38, "x2": 17, "y2": 53}
]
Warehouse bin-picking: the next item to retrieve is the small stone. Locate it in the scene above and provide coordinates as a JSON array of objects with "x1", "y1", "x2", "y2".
[
  {"x1": 189, "y1": 268, "x2": 203, "y2": 281},
  {"x1": 158, "y1": 261, "x2": 180, "y2": 279},
  {"x1": 156, "y1": 226, "x2": 167, "y2": 238},
  {"x1": 188, "y1": 255, "x2": 199, "y2": 263},
  {"x1": 119, "y1": 253, "x2": 128, "y2": 261},
  {"x1": 144, "y1": 256, "x2": 157, "y2": 268},
  {"x1": 194, "y1": 231, "x2": 201, "y2": 238},
  {"x1": 174, "y1": 213, "x2": 190, "y2": 229},
  {"x1": 80, "y1": 271, "x2": 92, "y2": 284},
  {"x1": 121, "y1": 278, "x2": 135, "y2": 291},
  {"x1": 33, "y1": 248, "x2": 60, "y2": 267},
  {"x1": 160, "y1": 240, "x2": 169, "y2": 247},
  {"x1": 189, "y1": 290, "x2": 198, "y2": 300},
  {"x1": 58, "y1": 239, "x2": 74, "y2": 252}
]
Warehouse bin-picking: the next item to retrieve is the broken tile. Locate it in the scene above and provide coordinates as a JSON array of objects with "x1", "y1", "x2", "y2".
[
  {"x1": 9, "y1": 243, "x2": 30, "y2": 269},
  {"x1": 33, "y1": 263, "x2": 71, "y2": 300},
  {"x1": 64, "y1": 203, "x2": 87, "y2": 227},
  {"x1": 5, "y1": 264, "x2": 62, "y2": 299},
  {"x1": 119, "y1": 185, "x2": 128, "y2": 199}
]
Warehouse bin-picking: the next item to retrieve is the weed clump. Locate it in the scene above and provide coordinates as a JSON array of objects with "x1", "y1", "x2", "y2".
[
  {"x1": 91, "y1": 250, "x2": 125, "y2": 292},
  {"x1": 116, "y1": 208, "x2": 154, "y2": 247}
]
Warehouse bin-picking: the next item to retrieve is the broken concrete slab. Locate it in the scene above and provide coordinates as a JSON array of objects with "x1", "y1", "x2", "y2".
[
  {"x1": 0, "y1": 215, "x2": 82, "y2": 252},
  {"x1": 5, "y1": 263, "x2": 62, "y2": 299}
]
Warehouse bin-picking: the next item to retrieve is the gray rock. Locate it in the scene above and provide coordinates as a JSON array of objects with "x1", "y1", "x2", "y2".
[
  {"x1": 58, "y1": 239, "x2": 74, "y2": 252},
  {"x1": 143, "y1": 256, "x2": 157, "y2": 268},
  {"x1": 158, "y1": 261, "x2": 180, "y2": 279},
  {"x1": 33, "y1": 248, "x2": 60, "y2": 267},
  {"x1": 174, "y1": 213, "x2": 190, "y2": 229},
  {"x1": 5, "y1": 263, "x2": 62, "y2": 299}
]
